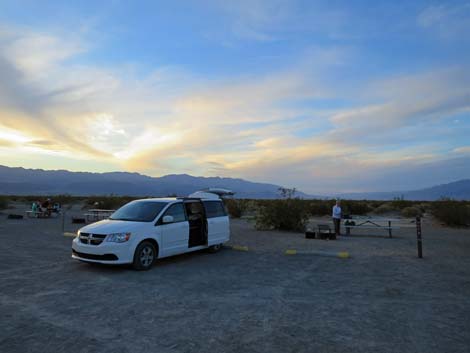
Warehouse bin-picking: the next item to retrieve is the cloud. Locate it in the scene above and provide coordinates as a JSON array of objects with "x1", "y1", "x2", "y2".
[
  {"x1": 208, "y1": 0, "x2": 348, "y2": 43},
  {"x1": 1, "y1": 20, "x2": 469, "y2": 193},
  {"x1": 453, "y1": 146, "x2": 470, "y2": 155},
  {"x1": 0, "y1": 28, "x2": 112, "y2": 159},
  {"x1": 2, "y1": 29, "x2": 84, "y2": 75},
  {"x1": 328, "y1": 68, "x2": 470, "y2": 144},
  {"x1": 417, "y1": 2, "x2": 470, "y2": 38},
  {"x1": 0, "y1": 139, "x2": 15, "y2": 147}
]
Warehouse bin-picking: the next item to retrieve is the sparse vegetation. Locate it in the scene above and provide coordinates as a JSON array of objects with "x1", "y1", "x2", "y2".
[
  {"x1": 342, "y1": 200, "x2": 371, "y2": 215},
  {"x1": 0, "y1": 196, "x2": 8, "y2": 210},
  {"x1": 309, "y1": 200, "x2": 335, "y2": 216},
  {"x1": 373, "y1": 203, "x2": 395, "y2": 214},
  {"x1": 401, "y1": 206, "x2": 422, "y2": 218},
  {"x1": 255, "y1": 199, "x2": 310, "y2": 231},
  {"x1": 3, "y1": 193, "x2": 470, "y2": 228},
  {"x1": 390, "y1": 196, "x2": 415, "y2": 211},
  {"x1": 224, "y1": 199, "x2": 244, "y2": 218},
  {"x1": 255, "y1": 188, "x2": 309, "y2": 231},
  {"x1": 432, "y1": 199, "x2": 470, "y2": 227},
  {"x1": 83, "y1": 196, "x2": 139, "y2": 210}
]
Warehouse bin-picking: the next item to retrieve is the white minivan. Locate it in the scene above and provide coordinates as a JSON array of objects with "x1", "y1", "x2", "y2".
[{"x1": 72, "y1": 195, "x2": 230, "y2": 270}]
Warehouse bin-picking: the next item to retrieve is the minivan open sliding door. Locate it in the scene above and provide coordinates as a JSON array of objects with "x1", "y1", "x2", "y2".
[
  {"x1": 184, "y1": 201, "x2": 208, "y2": 248},
  {"x1": 203, "y1": 200, "x2": 229, "y2": 245}
]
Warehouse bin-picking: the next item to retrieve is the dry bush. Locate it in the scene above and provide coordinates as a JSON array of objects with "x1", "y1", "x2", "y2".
[
  {"x1": 390, "y1": 198, "x2": 415, "y2": 210},
  {"x1": 255, "y1": 198, "x2": 309, "y2": 232},
  {"x1": 84, "y1": 196, "x2": 137, "y2": 210},
  {"x1": 373, "y1": 203, "x2": 395, "y2": 214},
  {"x1": 0, "y1": 196, "x2": 8, "y2": 210},
  {"x1": 401, "y1": 206, "x2": 422, "y2": 218},
  {"x1": 416, "y1": 203, "x2": 431, "y2": 213},
  {"x1": 343, "y1": 201, "x2": 371, "y2": 215},
  {"x1": 309, "y1": 200, "x2": 334, "y2": 216},
  {"x1": 224, "y1": 199, "x2": 244, "y2": 218},
  {"x1": 432, "y1": 199, "x2": 470, "y2": 227}
]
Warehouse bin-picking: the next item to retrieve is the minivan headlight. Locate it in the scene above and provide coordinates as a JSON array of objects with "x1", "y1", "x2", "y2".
[{"x1": 106, "y1": 232, "x2": 131, "y2": 243}]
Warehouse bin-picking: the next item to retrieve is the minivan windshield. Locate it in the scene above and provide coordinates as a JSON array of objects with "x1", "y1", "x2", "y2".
[{"x1": 109, "y1": 201, "x2": 168, "y2": 222}]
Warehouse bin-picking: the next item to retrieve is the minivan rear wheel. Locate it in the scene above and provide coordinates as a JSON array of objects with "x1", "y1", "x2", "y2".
[{"x1": 133, "y1": 241, "x2": 156, "y2": 270}]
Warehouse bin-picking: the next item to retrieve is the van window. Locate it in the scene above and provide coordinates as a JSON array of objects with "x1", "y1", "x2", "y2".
[
  {"x1": 110, "y1": 201, "x2": 167, "y2": 222},
  {"x1": 203, "y1": 201, "x2": 226, "y2": 218},
  {"x1": 163, "y1": 203, "x2": 186, "y2": 223}
]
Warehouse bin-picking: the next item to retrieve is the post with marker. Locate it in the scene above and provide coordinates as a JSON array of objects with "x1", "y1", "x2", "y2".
[{"x1": 416, "y1": 216, "x2": 423, "y2": 258}]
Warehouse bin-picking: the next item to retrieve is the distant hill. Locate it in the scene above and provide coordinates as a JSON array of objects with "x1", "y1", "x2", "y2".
[
  {"x1": 1, "y1": 165, "x2": 468, "y2": 200},
  {"x1": 338, "y1": 179, "x2": 470, "y2": 201},
  {"x1": 0, "y1": 165, "x2": 311, "y2": 199}
]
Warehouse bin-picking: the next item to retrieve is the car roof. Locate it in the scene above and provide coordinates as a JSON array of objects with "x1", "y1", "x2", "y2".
[
  {"x1": 132, "y1": 198, "x2": 178, "y2": 203},
  {"x1": 132, "y1": 197, "x2": 222, "y2": 203}
]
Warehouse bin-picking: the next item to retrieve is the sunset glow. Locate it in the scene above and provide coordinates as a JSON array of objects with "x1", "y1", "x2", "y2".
[{"x1": 0, "y1": 1, "x2": 469, "y2": 193}]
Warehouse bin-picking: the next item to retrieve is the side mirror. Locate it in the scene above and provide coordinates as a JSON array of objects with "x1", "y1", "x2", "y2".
[{"x1": 162, "y1": 215, "x2": 174, "y2": 224}]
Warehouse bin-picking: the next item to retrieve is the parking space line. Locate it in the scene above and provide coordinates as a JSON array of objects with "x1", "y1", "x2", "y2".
[
  {"x1": 63, "y1": 232, "x2": 76, "y2": 237},
  {"x1": 226, "y1": 245, "x2": 249, "y2": 252}
]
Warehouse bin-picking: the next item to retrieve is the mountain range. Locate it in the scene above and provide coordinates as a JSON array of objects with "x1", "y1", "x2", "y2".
[
  {"x1": 0, "y1": 165, "x2": 310, "y2": 199},
  {"x1": 337, "y1": 179, "x2": 470, "y2": 201},
  {"x1": 0, "y1": 165, "x2": 469, "y2": 200}
]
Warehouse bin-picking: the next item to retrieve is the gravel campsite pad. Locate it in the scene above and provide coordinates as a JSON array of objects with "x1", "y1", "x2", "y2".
[{"x1": 0, "y1": 205, "x2": 469, "y2": 353}]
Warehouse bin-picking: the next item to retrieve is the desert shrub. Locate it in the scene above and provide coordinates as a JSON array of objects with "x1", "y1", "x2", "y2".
[
  {"x1": 309, "y1": 200, "x2": 334, "y2": 216},
  {"x1": 224, "y1": 199, "x2": 244, "y2": 218},
  {"x1": 345, "y1": 201, "x2": 371, "y2": 215},
  {"x1": 51, "y1": 194, "x2": 83, "y2": 205},
  {"x1": 390, "y1": 197, "x2": 414, "y2": 210},
  {"x1": 84, "y1": 196, "x2": 137, "y2": 210},
  {"x1": 243, "y1": 200, "x2": 259, "y2": 214},
  {"x1": 417, "y1": 202, "x2": 431, "y2": 214},
  {"x1": 5, "y1": 195, "x2": 87, "y2": 205},
  {"x1": 255, "y1": 198, "x2": 309, "y2": 232},
  {"x1": 0, "y1": 196, "x2": 9, "y2": 210},
  {"x1": 308, "y1": 200, "x2": 371, "y2": 217},
  {"x1": 367, "y1": 200, "x2": 383, "y2": 209},
  {"x1": 401, "y1": 206, "x2": 422, "y2": 218},
  {"x1": 351, "y1": 201, "x2": 372, "y2": 215},
  {"x1": 373, "y1": 203, "x2": 395, "y2": 214},
  {"x1": 432, "y1": 199, "x2": 470, "y2": 227}
]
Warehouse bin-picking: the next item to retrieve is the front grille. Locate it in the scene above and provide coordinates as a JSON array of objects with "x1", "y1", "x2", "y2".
[
  {"x1": 72, "y1": 249, "x2": 118, "y2": 261},
  {"x1": 79, "y1": 233, "x2": 107, "y2": 245}
]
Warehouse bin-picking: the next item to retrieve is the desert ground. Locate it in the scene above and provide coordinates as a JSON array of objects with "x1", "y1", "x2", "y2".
[{"x1": 0, "y1": 203, "x2": 469, "y2": 353}]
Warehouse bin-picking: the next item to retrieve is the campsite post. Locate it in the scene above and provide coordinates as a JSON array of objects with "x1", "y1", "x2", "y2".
[{"x1": 416, "y1": 216, "x2": 423, "y2": 258}]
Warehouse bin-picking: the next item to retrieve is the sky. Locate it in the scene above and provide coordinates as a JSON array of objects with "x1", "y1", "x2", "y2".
[{"x1": 0, "y1": 0, "x2": 469, "y2": 194}]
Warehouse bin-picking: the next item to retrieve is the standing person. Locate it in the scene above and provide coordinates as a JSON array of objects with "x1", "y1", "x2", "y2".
[{"x1": 332, "y1": 200, "x2": 342, "y2": 236}]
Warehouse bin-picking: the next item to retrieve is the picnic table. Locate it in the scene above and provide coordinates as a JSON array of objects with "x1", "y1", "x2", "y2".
[
  {"x1": 84, "y1": 209, "x2": 116, "y2": 223},
  {"x1": 25, "y1": 202, "x2": 61, "y2": 219},
  {"x1": 343, "y1": 217, "x2": 400, "y2": 238},
  {"x1": 26, "y1": 210, "x2": 50, "y2": 218}
]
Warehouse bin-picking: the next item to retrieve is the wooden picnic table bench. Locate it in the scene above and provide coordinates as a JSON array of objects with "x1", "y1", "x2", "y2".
[
  {"x1": 343, "y1": 218, "x2": 399, "y2": 238},
  {"x1": 317, "y1": 223, "x2": 335, "y2": 239},
  {"x1": 25, "y1": 210, "x2": 49, "y2": 218}
]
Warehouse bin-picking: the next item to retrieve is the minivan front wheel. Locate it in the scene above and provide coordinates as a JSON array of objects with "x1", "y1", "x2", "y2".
[{"x1": 133, "y1": 241, "x2": 156, "y2": 270}]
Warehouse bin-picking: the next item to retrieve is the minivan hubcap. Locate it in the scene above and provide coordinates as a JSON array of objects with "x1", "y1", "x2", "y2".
[{"x1": 140, "y1": 247, "x2": 154, "y2": 266}]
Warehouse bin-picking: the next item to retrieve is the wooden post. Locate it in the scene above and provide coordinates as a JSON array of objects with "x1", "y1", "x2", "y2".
[
  {"x1": 388, "y1": 220, "x2": 392, "y2": 238},
  {"x1": 416, "y1": 216, "x2": 423, "y2": 258},
  {"x1": 62, "y1": 210, "x2": 65, "y2": 233}
]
